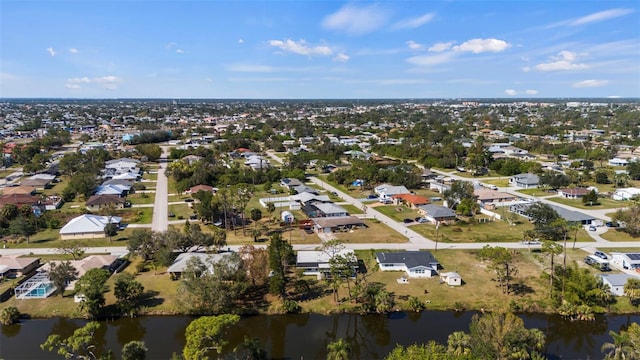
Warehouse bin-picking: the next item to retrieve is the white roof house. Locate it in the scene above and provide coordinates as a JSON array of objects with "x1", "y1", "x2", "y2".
[
  {"x1": 610, "y1": 253, "x2": 640, "y2": 271},
  {"x1": 295, "y1": 249, "x2": 357, "y2": 277},
  {"x1": 167, "y1": 252, "x2": 234, "y2": 278},
  {"x1": 598, "y1": 274, "x2": 635, "y2": 296},
  {"x1": 95, "y1": 184, "x2": 131, "y2": 196},
  {"x1": 374, "y1": 184, "x2": 410, "y2": 199},
  {"x1": 59, "y1": 214, "x2": 122, "y2": 240},
  {"x1": 612, "y1": 188, "x2": 640, "y2": 201}
]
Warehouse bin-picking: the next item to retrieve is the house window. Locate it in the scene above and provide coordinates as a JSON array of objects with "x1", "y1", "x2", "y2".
[{"x1": 414, "y1": 269, "x2": 425, "y2": 274}]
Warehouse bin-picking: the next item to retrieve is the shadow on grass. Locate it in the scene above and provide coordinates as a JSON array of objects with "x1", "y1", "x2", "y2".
[{"x1": 140, "y1": 290, "x2": 164, "y2": 308}]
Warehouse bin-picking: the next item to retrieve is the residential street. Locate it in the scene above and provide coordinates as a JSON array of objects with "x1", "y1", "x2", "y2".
[{"x1": 150, "y1": 147, "x2": 170, "y2": 232}]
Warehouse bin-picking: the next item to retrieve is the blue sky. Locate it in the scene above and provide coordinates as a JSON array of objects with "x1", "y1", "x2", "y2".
[{"x1": 1, "y1": 1, "x2": 639, "y2": 99}]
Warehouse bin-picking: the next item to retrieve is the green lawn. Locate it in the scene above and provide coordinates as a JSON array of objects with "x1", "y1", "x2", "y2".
[
  {"x1": 547, "y1": 196, "x2": 627, "y2": 210},
  {"x1": 410, "y1": 217, "x2": 536, "y2": 243},
  {"x1": 168, "y1": 204, "x2": 194, "y2": 220},
  {"x1": 341, "y1": 204, "x2": 363, "y2": 214},
  {"x1": 142, "y1": 172, "x2": 158, "y2": 181},
  {"x1": 6, "y1": 228, "x2": 136, "y2": 249},
  {"x1": 483, "y1": 178, "x2": 511, "y2": 188},
  {"x1": 599, "y1": 228, "x2": 640, "y2": 242},
  {"x1": 116, "y1": 208, "x2": 153, "y2": 224},
  {"x1": 127, "y1": 192, "x2": 156, "y2": 205},
  {"x1": 515, "y1": 188, "x2": 553, "y2": 197},
  {"x1": 373, "y1": 204, "x2": 422, "y2": 222},
  {"x1": 42, "y1": 177, "x2": 70, "y2": 196}
]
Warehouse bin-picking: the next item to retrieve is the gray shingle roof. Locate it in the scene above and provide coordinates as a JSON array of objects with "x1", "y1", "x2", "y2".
[{"x1": 376, "y1": 251, "x2": 439, "y2": 269}]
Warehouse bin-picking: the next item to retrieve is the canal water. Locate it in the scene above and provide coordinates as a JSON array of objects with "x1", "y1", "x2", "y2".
[{"x1": 1, "y1": 312, "x2": 638, "y2": 359}]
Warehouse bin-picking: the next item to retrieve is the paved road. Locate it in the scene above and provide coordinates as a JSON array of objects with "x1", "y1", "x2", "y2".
[{"x1": 150, "y1": 147, "x2": 170, "y2": 232}]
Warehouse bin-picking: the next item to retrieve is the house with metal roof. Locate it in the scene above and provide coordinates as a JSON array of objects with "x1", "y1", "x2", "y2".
[
  {"x1": 295, "y1": 249, "x2": 357, "y2": 278},
  {"x1": 598, "y1": 274, "x2": 635, "y2": 296},
  {"x1": 59, "y1": 214, "x2": 122, "y2": 240},
  {"x1": 86, "y1": 194, "x2": 126, "y2": 211},
  {"x1": 302, "y1": 202, "x2": 349, "y2": 218},
  {"x1": 417, "y1": 204, "x2": 457, "y2": 224},
  {"x1": 510, "y1": 202, "x2": 595, "y2": 225},
  {"x1": 374, "y1": 183, "x2": 410, "y2": 200},
  {"x1": 376, "y1": 251, "x2": 440, "y2": 278},
  {"x1": 167, "y1": 252, "x2": 235, "y2": 279},
  {"x1": 509, "y1": 173, "x2": 540, "y2": 188}
]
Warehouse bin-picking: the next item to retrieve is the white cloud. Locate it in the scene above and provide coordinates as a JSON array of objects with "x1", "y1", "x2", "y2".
[
  {"x1": 504, "y1": 89, "x2": 518, "y2": 96},
  {"x1": 525, "y1": 89, "x2": 539, "y2": 95},
  {"x1": 453, "y1": 38, "x2": 510, "y2": 53},
  {"x1": 393, "y1": 13, "x2": 435, "y2": 29},
  {"x1": 268, "y1": 39, "x2": 332, "y2": 56},
  {"x1": 333, "y1": 53, "x2": 350, "y2": 62},
  {"x1": 46, "y1": 47, "x2": 56, "y2": 56},
  {"x1": 571, "y1": 8, "x2": 634, "y2": 26},
  {"x1": 522, "y1": 66, "x2": 531, "y2": 72},
  {"x1": 165, "y1": 42, "x2": 177, "y2": 49},
  {"x1": 534, "y1": 51, "x2": 589, "y2": 71},
  {"x1": 406, "y1": 52, "x2": 455, "y2": 66},
  {"x1": 573, "y1": 79, "x2": 608, "y2": 88},
  {"x1": 67, "y1": 77, "x2": 91, "y2": 84},
  {"x1": 176, "y1": 49, "x2": 184, "y2": 54},
  {"x1": 65, "y1": 76, "x2": 122, "y2": 90},
  {"x1": 428, "y1": 42, "x2": 454, "y2": 52},
  {"x1": 406, "y1": 41, "x2": 425, "y2": 50},
  {"x1": 322, "y1": 4, "x2": 389, "y2": 35},
  {"x1": 68, "y1": 48, "x2": 79, "y2": 54},
  {"x1": 238, "y1": 39, "x2": 244, "y2": 44}
]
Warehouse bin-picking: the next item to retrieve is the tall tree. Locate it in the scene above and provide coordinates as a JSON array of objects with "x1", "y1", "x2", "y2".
[
  {"x1": 48, "y1": 261, "x2": 79, "y2": 297},
  {"x1": 624, "y1": 278, "x2": 640, "y2": 307},
  {"x1": 74, "y1": 268, "x2": 110, "y2": 319},
  {"x1": 121, "y1": 341, "x2": 148, "y2": 360},
  {"x1": 541, "y1": 240, "x2": 563, "y2": 299},
  {"x1": 477, "y1": 246, "x2": 518, "y2": 295},
  {"x1": 183, "y1": 314, "x2": 240, "y2": 360},
  {"x1": 113, "y1": 272, "x2": 145, "y2": 317},
  {"x1": 468, "y1": 312, "x2": 545, "y2": 360},
  {"x1": 601, "y1": 322, "x2": 640, "y2": 360},
  {"x1": 268, "y1": 233, "x2": 294, "y2": 298}
]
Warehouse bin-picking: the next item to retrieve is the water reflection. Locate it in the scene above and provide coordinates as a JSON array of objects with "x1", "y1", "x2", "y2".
[{"x1": 1, "y1": 312, "x2": 638, "y2": 360}]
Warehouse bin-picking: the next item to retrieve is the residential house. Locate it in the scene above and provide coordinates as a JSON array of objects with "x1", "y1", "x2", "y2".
[
  {"x1": 429, "y1": 181, "x2": 451, "y2": 194},
  {"x1": 474, "y1": 188, "x2": 517, "y2": 208},
  {"x1": 295, "y1": 249, "x2": 358, "y2": 278},
  {"x1": 280, "y1": 178, "x2": 303, "y2": 190},
  {"x1": 301, "y1": 202, "x2": 349, "y2": 218},
  {"x1": 376, "y1": 251, "x2": 440, "y2": 278},
  {"x1": 609, "y1": 158, "x2": 629, "y2": 166},
  {"x1": 42, "y1": 195, "x2": 64, "y2": 210},
  {"x1": 374, "y1": 184, "x2": 410, "y2": 200},
  {"x1": 244, "y1": 155, "x2": 270, "y2": 170},
  {"x1": 0, "y1": 256, "x2": 40, "y2": 278},
  {"x1": 610, "y1": 253, "x2": 640, "y2": 271},
  {"x1": 440, "y1": 271, "x2": 462, "y2": 286},
  {"x1": 612, "y1": 187, "x2": 640, "y2": 201},
  {"x1": 558, "y1": 188, "x2": 590, "y2": 199},
  {"x1": 1, "y1": 185, "x2": 36, "y2": 196},
  {"x1": 312, "y1": 216, "x2": 366, "y2": 233},
  {"x1": 292, "y1": 185, "x2": 319, "y2": 195},
  {"x1": 510, "y1": 173, "x2": 539, "y2": 188},
  {"x1": 167, "y1": 252, "x2": 235, "y2": 279},
  {"x1": 181, "y1": 155, "x2": 203, "y2": 165},
  {"x1": 598, "y1": 274, "x2": 635, "y2": 296},
  {"x1": 86, "y1": 194, "x2": 126, "y2": 211},
  {"x1": 0, "y1": 194, "x2": 44, "y2": 214},
  {"x1": 392, "y1": 194, "x2": 430, "y2": 208},
  {"x1": 41, "y1": 255, "x2": 121, "y2": 290},
  {"x1": 421, "y1": 169, "x2": 438, "y2": 182},
  {"x1": 417, "y1": 204, "x2": 457, "y2": 224},
  {"x1": 95, "y1": 183, "x2": 131, "y2": 197},
  {"x1": 186, "y1": 184, "x2": 217, "y2": 194},
  {"x1": 59, "y1": 214, "x2": 122, "y2": 240},
  {"x1": 510, "y1": 202, "x2": 595, "y2": 225}
]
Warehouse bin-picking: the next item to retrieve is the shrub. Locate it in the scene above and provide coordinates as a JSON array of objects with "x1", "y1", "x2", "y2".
[
  {"x1": 282, "y1": 299, "x2": 301, "y2": 314},
  {"x1": 0, "y1": 306, "x2": 21, "y2": 325}
]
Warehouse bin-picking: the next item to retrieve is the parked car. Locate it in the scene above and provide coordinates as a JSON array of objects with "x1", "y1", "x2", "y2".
[
  {"x1": 594, "y1": 251, "x2": 608, "y2": 260},
  {"x1": 303, "y1": 227, "x2": 314, "y2": 234},
  {"x1": 521, "y1": 240, "x2": 541, "y2": 245},
  {"x1": 417, "y1": 218, "x2": 429, "y2": 223},
  {"x1": 168, "y1": 212, "x2": 175, "y2": 217},
  {"x1": 589, "y1": 225, "x2": 597, "y2": 231},
  {"x1": 605, "y1": 221, "x2": 619, "y2": 228},
  {"x1": 403, "y1": 218, "x2": 414, "y2": 223},
  {"x1": 366, "y1": 194, "x2": 378, "y2": 199},
  {"x1": 184, "y1": 198, "x2": 194, "y2": 203},
  {"x1": 584, "y1": 256, "x2": 596, "y2": 265}
]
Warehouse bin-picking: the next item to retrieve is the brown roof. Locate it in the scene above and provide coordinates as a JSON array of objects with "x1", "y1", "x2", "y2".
[
  {"x1": 0, "y1": 194, "x2": 40, "y2": 206},
  {"x1": 391, "y1": 193, "x2": 430, "y2": 205},
  {"x1": 0, "y1": 256, "x2": 40, "y2": 271},
  {"x1": 1, "y1": 186, "x2": 35, "y2": 196},
  {"x1": 312, "y1": 216, "x2": 365, "y2": 228},
  {"x1": 188, "y1": 184, "x2": 215, "y2": 193},
  {"x1": 474, "y1": 189, "x2": 517, "y2": 201},
  {"x1": 21, "y1": 178, "x2": 51, "y2": 187},
  {"x1": 86, "y1": 194, "x2": 126, "y2": 206},
  {"x1": 559, "y1": 188, "x2": 590, "y2": 196}
]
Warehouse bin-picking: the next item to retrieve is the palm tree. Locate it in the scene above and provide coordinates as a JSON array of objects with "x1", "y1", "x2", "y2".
[
  {"x1": 447, "y1": 331, "x2": 471, "y2": 356},
  {"x1": 602, "y1": 329, "x2": 633, "y2": 360},
  {"x1": 326, "y1": 338, "x2": 351, "y2": 360}
]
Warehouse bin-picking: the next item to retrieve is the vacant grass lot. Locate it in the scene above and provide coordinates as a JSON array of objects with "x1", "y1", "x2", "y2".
[
  {"x1": 547, "y1": 196, "x2": 626, "y2": 210},
  {"x1": 483, "y1": 178, "x2": 511, "y2": 188},
  {"x1": 516, "y1": 188, "x2": 554, "y2": 197},
  {"x1": 412, "y1": 218, "x2": 535, "y2": 243},
  {"x1": 374, "y1": 204, "x2": 422, "y2": 222},
  {"x1": 168, "y1": 204, "x2": 194, "y2": 220},
  {"x1": 127, "y1": 192, "x2": 155, "y2": 205},
  {"x1": 7, "y1": 228, "x2": 136, "y2": 249},
  {"x1": 600, "y1": 228, "x2": 640, "y2": 242}
]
